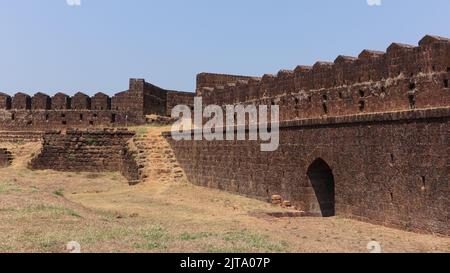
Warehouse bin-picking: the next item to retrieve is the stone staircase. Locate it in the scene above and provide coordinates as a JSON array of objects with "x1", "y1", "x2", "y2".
[{"x1": 131, "y1": 127, "x2": 187, "y2": 184}]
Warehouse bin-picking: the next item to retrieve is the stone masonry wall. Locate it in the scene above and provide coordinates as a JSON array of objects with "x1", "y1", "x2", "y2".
[
  {"x1": 166, "y1": 91, "x2": 196, "y2": 116},
  {"x1": 29, "y1": 129, "x2": 140, "y2": 183},
  {"x1": 143, "y1": 82, "x2": 168, "y2": 116},
  {"x1": 198, "y1": 35, "x2": 450, "y2": 122},
  {"x1": 165, "y1": 108, "x2": 450, "y2": 236},
  {"x1": 196, "y1": 73, "x2": 260, "y2": 94},
  {"x1": 0, "y1": 78, "x2": 195, "y2": 130},
  {"x1": 0, "y1": 131, "x2": 44, "y2": 143}
]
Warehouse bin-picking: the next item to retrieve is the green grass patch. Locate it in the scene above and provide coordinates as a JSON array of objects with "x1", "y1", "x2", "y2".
[
  {"x1": 220, "y1": 229, "x2": 289, "y2": 253},
  {"x1": 135, "y1": 127, "x2": 149, "y2": 136},
  {"x1": 0, "y1": 183, "x2": 8, "y2": 194},
  {"x1": 0, "y1": 207, "x2": 18, "y2": 213},
  {"x1": 0, "y1": 245, "x2": 15, "y2": 251},
  {"x1": 30, "y1": 186, "x2": 39, "y2": 194},
  {"x1": 24, "y1": 205, "x2": 82, "y2": 218},
  {"x1": 134, "y1": 225, "x2": 170, "y2": 250},
  {"x1": 133, "y1": 241, "x2": 166, "y2": 250},
  {"x1": 85, "y1": 173, "x2": 103, "y2": 179},
  {"x1": 180, "y1": 232, "x2": 213, "y2": 241},
  {"x1": 81, "y1": 227, "x2": 131, "y2": 244},
  {"x1": 38, "y1": 239, "x2": 61, "y2": 250},
  {"x1": 19, "y1": 231, "x2": 63, "y2": 252},
  {"x1": 0, "y1": 181, "x2": 22, "y2": 195},
  {"x1": 84, "y1": 137, "x2": 97, "y2": 146},
  {"x1": 53, "y1": 188, "x2": 64, "y2": 197},
  {"x1": 141, "y1": 225, "x2": 167, "y2": 241}
]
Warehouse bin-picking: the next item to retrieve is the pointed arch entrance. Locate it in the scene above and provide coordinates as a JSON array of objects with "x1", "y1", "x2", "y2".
[{"x1": 307, "y1": 158, "x2": 335, "y2": 217}]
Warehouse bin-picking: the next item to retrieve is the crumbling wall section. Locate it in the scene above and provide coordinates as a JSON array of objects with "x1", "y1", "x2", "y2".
[
  {"x1": 0, "y1": 148, "x2": 13, "y2": 167},
  {"x1": 29, "y1": 129, "x2": 140, "y2": 183}
]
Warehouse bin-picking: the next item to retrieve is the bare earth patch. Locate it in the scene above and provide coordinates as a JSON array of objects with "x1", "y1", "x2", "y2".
[{"x1": 0, "y1": 141, "x2": 448, "y2": 253}]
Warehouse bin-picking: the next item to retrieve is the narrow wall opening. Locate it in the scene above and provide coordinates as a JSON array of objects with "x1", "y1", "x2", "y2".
[
  {"x1": 322, "y1": 95, "x2": 328, "y2": 114},
  {"x1": 359, "y1": 90, "x2": 365, "y2": 98},
  {"x1": 359, "y1": 101, "x2": 365, "y2": 112},
  {"x1": 409, "y1": 95, "x2": 416, "y2": 109},
  {"x1": 322, "y1": 103, "x2": 328, "y2": 114},
  {"x1": 307, "y1": 158, "x2": 336, "y2": 217}
]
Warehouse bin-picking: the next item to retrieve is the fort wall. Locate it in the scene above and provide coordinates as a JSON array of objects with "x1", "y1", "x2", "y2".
[
  {"x1": 0, "y1": 79, "x2": 195, "y2": 130},
  {"x1": 162, "y1": 35, "x2": 450, "y2": 235},
  {"x1": 143, "y1": 81, "x2": 168, "y2": 116},
  {"x1": 163, "y1": 35, "x2": 450, "y2": 235},
  {"x1": 1, "y1": 35, "x2": 448, "y2": 235},
  {"x1": 198, "y1": 35, "x2": 450, "y2": 122},
  {"x1": 0, "y1": 131, "x2": 44, "y2": 143},
  {"x1": 29, "y1": 129, "x2": 140, "y2": 183},
  {"x1": 166, "y1": 91, "x2": 196, "y2": 116},
  {"x1": 196, "y1": 73, "x2": 259, "y2": 94},
  {"x1": 143, "y1": 81, "x2": 195, "y2": 117},
  {"x1": 165, "y1": 107, "x2": 450, "y2": 235}
]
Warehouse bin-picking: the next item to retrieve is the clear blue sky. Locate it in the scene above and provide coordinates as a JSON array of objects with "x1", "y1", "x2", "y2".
[{"x1": 1, "y1": 0, "x2": 449, "y2": 95}]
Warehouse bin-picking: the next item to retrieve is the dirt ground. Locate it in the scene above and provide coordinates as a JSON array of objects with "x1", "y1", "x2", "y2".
[{"x1": 0, "y1": 141, "x2": 448, "y2": 253}]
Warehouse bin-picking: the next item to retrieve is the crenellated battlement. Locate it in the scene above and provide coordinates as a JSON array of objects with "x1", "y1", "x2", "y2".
[
  {"x1": 0, "y1": 35, "x2": 448, "y2": 129},
  {"x1": 0, "y1": 78, "x2": 195, "y2": 130},
  {"x1": 199, "y1": 35, "x2": 450, "y2": 121},
  {"x1": 1, "y1": 90, "x2": 127, "y2": 112}
]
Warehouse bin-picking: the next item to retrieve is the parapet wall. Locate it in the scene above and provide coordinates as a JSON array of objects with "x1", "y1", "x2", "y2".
[
  {"x1": 166, "y1": 91, "x2": 196, "y2": 116},
  {"x1": 0, "y1": 79, "x2": 146, "y2": 130},
  {"x1": 143, "y1": 81, "x2": 195, "y2": 117},
  {"x1": 165, "y1": 107, "x2": 450, "y2": 235},
  {"x1": 196, "y1": 73, "x2": 259, "y2": 94},
  {"x1": 0, "y1": 79, "x2": 195, "y2": 130},
  {"x1": 199, "y1": 35, "x2": 450, "y2": 121},
  {"x1": 29, "y1": 129, "x2": 140, "y2": 183}
]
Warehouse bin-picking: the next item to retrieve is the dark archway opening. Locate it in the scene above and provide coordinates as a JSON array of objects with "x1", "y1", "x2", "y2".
[{"x1": 307, "y1": 158, "x2": 335, "y2": 217}]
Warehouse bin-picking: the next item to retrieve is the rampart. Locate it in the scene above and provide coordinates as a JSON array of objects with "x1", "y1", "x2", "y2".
[
  {"x1": 0, "y1": 79, "x2": 195, "y2": 130},
  {"x1": 165, "y1": 107, "x2": 450, "y2": 235},
  {"x1": 29, "y1": 129, "x2": 140, "y2": 183},
  {"x1": 197, "y1": 35, "x2": 450, "y2": 122},
  {"x1": 0, "y1": 35, "x2": 448, "y2": 235},
  {"x1": 164, "y1": 35, "x2": 450, "y2": 236}
]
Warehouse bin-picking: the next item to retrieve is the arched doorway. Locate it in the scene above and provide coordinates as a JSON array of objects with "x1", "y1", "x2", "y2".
[{"x1": 307, "y1": 158, "x2": 335, "y2": 217}]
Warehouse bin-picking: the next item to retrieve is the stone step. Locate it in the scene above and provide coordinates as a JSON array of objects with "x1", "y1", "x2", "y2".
[{"x1": 130, "y1": 128, "x2": 187, "y2": 185}]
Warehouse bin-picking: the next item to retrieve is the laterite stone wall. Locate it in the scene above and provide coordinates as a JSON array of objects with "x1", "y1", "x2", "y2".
[
  {"x1": 165, "y1": 108, "x2": 450, "y2": 235},
  {"x1": 29, "y1": 129, "x2": 140, "y2": 183}
]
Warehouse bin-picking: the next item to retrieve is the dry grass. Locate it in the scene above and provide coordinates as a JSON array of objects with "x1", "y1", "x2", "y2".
[{"x1": 0, "y1": 141, "x2": 448, "y2": 253}]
